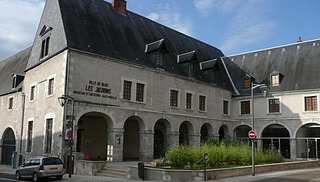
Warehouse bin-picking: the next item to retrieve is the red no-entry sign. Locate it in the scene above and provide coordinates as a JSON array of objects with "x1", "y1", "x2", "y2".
[
  {"x1": 248, "y1": 130, "x2": 256, "y2": 139},
  {"x1": 66, "y1": 130, "x2": 72, "y2": 139}
]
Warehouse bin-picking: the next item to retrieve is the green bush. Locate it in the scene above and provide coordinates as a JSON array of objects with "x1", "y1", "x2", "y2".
[{"x1": 165, "y1": 140, "x2": 283, "y2": 169}]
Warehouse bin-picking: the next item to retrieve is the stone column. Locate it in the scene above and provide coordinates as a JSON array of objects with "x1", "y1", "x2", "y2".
[
  {"x1": 139, "y1": 130, "x2": 154, "y2": 162},
  {"x1": 107, "y1": 128, "x2": 124, "y2": 162},
  {"x1": 189, "y1": 133, "x2": 201, "y2": 147},
  {"x1": 166, "y1": 132, "x2": 180, "y2": 148},
  {"x1": 290, "y1": 138, "x2": 296, "y2": 159}
]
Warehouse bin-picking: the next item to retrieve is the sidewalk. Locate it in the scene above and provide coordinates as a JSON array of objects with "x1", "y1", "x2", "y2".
[
  {"x1": 0, "y1": 165, "x2": 155, "y2": 182},
  {"x1": 2, "y1": 164, "x2": 320, "y2": 182}
]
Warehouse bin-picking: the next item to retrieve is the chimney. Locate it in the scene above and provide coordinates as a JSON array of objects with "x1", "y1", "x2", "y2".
[
  {"x1": 112, "y1": 0, "x2": 127, "y2": 15},
  {"x1": 297, "y1": 36, "x2": 302, "y2": 43}
]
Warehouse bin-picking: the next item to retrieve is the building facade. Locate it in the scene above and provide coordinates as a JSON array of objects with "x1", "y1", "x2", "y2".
[{"x1": 1, "y1": 0, "x2": 320, "y2": 172}]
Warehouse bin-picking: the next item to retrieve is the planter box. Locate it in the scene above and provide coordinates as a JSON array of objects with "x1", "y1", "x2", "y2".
[{"x1": 129, "y1": 160, "x2": 320, "y2": 181}]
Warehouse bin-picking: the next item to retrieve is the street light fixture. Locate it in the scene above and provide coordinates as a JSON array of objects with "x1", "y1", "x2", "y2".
[
  {"x1": 58, "y1": 95, "x2": 75, "y2": 178},
  {"x1": 251, "y1": 83, "x2": 268, "y2": 176}
]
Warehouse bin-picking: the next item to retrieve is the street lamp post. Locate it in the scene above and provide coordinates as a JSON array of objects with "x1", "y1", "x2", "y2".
[
  {"x1": 58, "y1": 95, "x2": 75, "y2": 178},
  {"x1": 251, "y1": 83, "x2": 268, "y2": 176}
]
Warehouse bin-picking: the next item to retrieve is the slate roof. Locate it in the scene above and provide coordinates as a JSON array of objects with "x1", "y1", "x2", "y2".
[
  {"x1": 56, "y1": 0, "x2": 233, "y2": 90},
  {"x1": 0, "y1": 47, "x2": 31, "y2": 96},
  {"x1": 225, "y1": 39, "x2": 320, "y2": 96}
]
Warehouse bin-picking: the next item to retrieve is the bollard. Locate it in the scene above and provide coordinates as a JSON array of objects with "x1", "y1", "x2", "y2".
[
  {"x1": 138, "y1": 162, "x2": 144, "y2": 180},
  {"x1": 11, "y1": 151, "x2": 17, "y2": 169}
]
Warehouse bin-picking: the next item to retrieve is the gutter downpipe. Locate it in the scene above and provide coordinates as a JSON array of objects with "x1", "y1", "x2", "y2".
[
  {"x1": 19, "y1": 92, "x2": 25, "y2": 166},
  {"x1": 60, "y1": 50, "x2": 71, "y2": 162}
]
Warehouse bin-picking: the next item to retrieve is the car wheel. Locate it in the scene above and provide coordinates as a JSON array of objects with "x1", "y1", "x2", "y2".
[
  {"x1": 56, "y1": 175, "x2": 63, "y2": 180},
  {"x1": 32, "y1": 172, "x2": 39, "y2": 182},
  {"x1": 15, "y1": 171, "x2": 21, "y2": 180}
]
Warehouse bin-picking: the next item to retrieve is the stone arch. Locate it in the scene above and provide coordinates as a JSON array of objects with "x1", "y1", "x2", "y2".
[
  {"x1": 295, "y1": 123, "x2": 320, "y2": 159},
  {"x1": 1, "y1": 128, "x2": 16, "y2": 165},
  {"x1": 218, "y1": 124, "x2": 230, "y2": 140},
  {"x1": 179, "y1": 121, "x2": 195, "y2": 146},
  {"x1": 233, "y1": 125, "x2": 251, "y2": 143},
  {"x1": 261, "y1": 124, "x2": 290, "y2": 158},
  {"x1": 123, "y1": 116, "x2": 145, "y2": 161},
  {"x1": 153, "y1": 119, "x2": 172, "y2": 159},
  {"x1": 76, "y1": 112, "x2": 112, "y2": 160},
  {"x1": 200, "y1": 123, "x2": 213, "y2": 143}
]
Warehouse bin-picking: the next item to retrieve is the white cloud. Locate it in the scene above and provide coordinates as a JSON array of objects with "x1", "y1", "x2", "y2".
[
  {"x1": 220, "y1": 0, "x2": 274, "y2": 54},
  {"x1": 146, "y1": 2, "x2": 193, "y2": 36},
  {"x1": 193, "y1": 0, "x2": 215, "y2": 16},
  {"x1": 0, "y1": 0, "x2": 45, "y2": 60},
  {"x1": 146, "y1": 12, "x2": 160, "y2": 22}
]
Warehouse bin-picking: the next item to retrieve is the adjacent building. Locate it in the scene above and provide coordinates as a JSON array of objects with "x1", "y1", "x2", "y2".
[{"x1": 1, "y1": 0, "x2": 320, "y2": 173}]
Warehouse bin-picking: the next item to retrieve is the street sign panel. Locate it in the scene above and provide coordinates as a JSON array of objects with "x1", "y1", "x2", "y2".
[{"x1": 248, "y1": 130, "x2": 256, "y2": 139}]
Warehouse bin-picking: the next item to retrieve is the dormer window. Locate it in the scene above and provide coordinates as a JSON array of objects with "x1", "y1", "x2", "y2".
[
  {"x1": 199, "y1": 58, "x2": 219, "y2": 83},
  {"x1": 12, "y1": 74, "x2": 24, "y2": 89},
  {"x1": 271, "y1": 74, "x2": 279, "y2": 86},
  {"x1": 145, "y1": 39, "x2": 167, "y2": 69},
  {"x1": 188, "y1": 62, "x2": 195, "y2": 78},
  {"x1": 177, "y1": 50, "x2": 196, "y2": 78},
  {"x1": 40, "y1": 36, "x2": 50, "y2": 59},
  {"x1": 242, "y1": 77, "x2": 251, "y2": 89},
  {"x1": 39, "y1": 25, "x2": 52, "y2": 60},
  {"x1": 270, "y1": 70, "x2": 284, "y2": 87}
]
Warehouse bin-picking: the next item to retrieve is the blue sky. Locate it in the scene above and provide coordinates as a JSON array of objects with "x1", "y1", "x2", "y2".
[{"x1": 0, "y1": 0, "x2": 319, "y2": 60}]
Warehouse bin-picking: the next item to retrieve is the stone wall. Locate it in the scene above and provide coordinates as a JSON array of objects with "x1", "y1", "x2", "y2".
[
  {"x1": 75, "y1": 160, "x2": 106, "y2": 176},
  {"x1": 129, "y1": 160, "x2": 320, "y2": 181}
]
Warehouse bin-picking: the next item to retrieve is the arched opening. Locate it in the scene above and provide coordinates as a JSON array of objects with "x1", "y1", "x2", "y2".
[
  {"x1": 1, "y1": 128, "x2": 16, "y2": 165},
  {"x1": 296, "y1": 123, "x2": 320, "y2": 159},
  {"x1": 200, "y1": 123, "x2": 213, "y2": 143},
  {"x1": 123, "y1": 117, "x2": 140, "y2": 161},
  {"x1": 219, "y1": 125, "x2": 230, "y2": 141},
  {"x1": 153, "y1": 119, "x2": 171, "y2": 159},
  {"x1": 262, "y1": 124, "x2": 290, "y2": 158},
  {"x1": 76, "y1": 112, "x2": 110, "y2": 160},
  {"x1": 179, "y1": 121, "x2": 194, "y2": 146},
  {"x1": 234, "y1": 125, "x2": 251, "y2": 144},
  {"x1": 154, "y1": 130, "x2": 164, "y2": 158}
]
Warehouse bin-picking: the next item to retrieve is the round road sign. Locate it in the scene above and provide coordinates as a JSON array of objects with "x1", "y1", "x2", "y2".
[
  {"x1": 67, "y1": 130, "x2": 72, "y2": 139},
  {"x1": 248, "y1": 130, "x2": 256, "y2": 139}
]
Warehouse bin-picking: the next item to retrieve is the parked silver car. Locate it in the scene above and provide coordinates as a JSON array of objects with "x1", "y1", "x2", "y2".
[{"x1": 15, "y1": 156, "x2": 65, "y2": 182}]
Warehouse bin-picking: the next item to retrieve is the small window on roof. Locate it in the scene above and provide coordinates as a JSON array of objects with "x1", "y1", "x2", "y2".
[
  {"x1": 177, "y1": 50, "x2": 196, "y2": 78},
  {"x1": 145, "y1": 39, "x2": 167, "y2": 69},
  {"x1": 243, "y1": 77, "x2": 251, "y2": 89},
  {"x1": 270, "y1": 71, "x2": 284, "y2": 87},
  {"x1": 271, "y1": 74, "x2": 279, "y2": 86}
]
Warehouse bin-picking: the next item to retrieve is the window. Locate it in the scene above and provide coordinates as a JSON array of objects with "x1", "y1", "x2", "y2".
[
  {"x1": 223, "y1": 100, "x2": 229, "y2": 115},
  {"x1": 136, "y1": 83, "x2": 145, "y2": 102},
  {"x1": 186, "y1": 93, "x2": 192, "y2": 109},
  {"x1": 188, "y1": 62, "x2": 195, "y2": 77},
  {"x1": 211, "y1": 70, "x2": 216, "y2": 83},
  {"x1": 45, "y1": 118, "x2": 53, "y2": 154},
  {"x1": 12, "y1": 75, "x2": 17, "y2": 89},
  {"x1": 271, "y1": 74, "x2": 279, "y2": 87},
  {"x1": 199, "y1": 95, "x2": 206, "y2": 111},
  {"x1": 243, "y1": 78, "x2": 251, "y2": 89},
  {"x1": 170, "y1": 90, "x2": 179, "y2": 107},
  {"x1": 240, "y1": 100, "x2": 250, "y2": 115},
  {"x1": 27, "y1": 121, "x2": 33, "y2": 152},
  {"x1": 150, "y1": 51, "x2": 165, "y2": 69},
  {"x1": 8, "y1": 97, "x2": 13, "y2": 109},
  {"x1": 123, "y1": 80, "x2": 132, "y2": 100},
  {"x1": 305, "y1": 96, "x2": 317, "y2": 111},
  {"x1": 269, "y1": 98, "x2": 280, "y2": 113},
  {"x1": 40, "y1": 36, "x2": 50, "y2": 59},
  {"x1": 30, "y1": 85, "x2": 35, "y2": 101},
  {"x1": 48, "y1": 78, "x2": 54, "y2": 95}
]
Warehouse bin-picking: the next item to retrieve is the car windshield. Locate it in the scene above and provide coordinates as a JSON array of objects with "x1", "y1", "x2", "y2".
[{"x1": 42, "y1": 158, "x2": 63, "y2": 165}]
